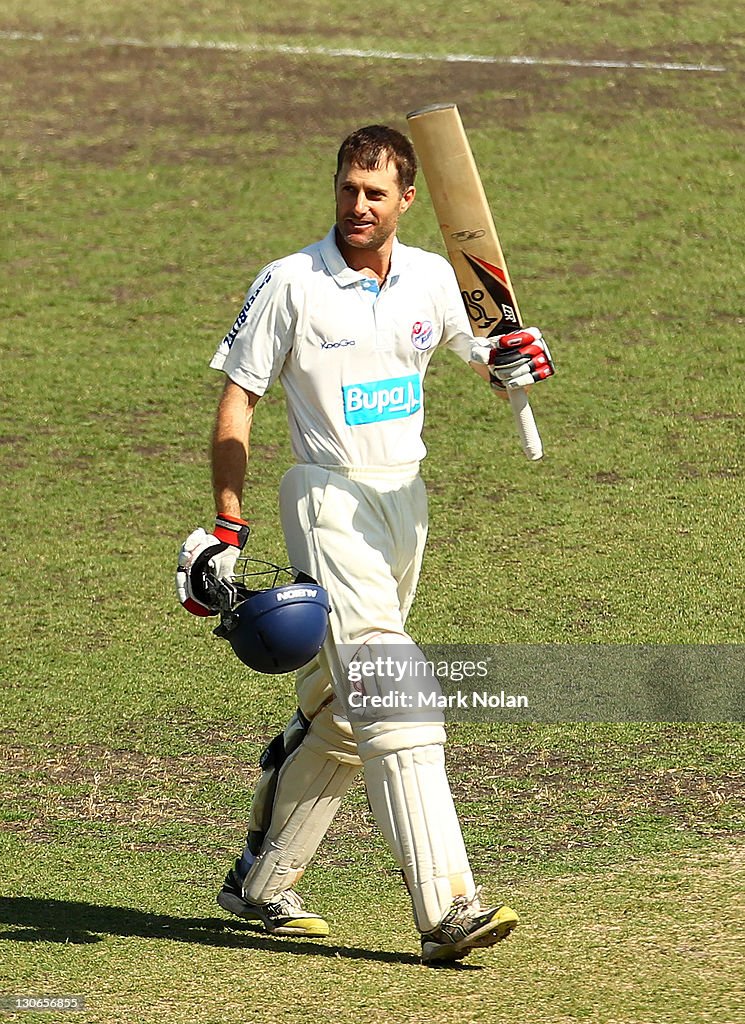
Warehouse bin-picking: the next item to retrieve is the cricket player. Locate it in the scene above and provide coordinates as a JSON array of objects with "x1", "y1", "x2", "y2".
[{"x1": 177, "y1": 125, "x2": 554, "y2": 963}]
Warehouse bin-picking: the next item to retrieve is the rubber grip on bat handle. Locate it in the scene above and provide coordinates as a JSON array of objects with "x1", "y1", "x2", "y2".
[{"x1": 508, "y1": 389, "x2": 543, "y2": 461}]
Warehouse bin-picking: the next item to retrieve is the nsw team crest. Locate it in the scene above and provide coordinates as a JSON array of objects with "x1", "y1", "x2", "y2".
[{"x1": 411, "y1": 320, "x2": 434, "y2": 351}]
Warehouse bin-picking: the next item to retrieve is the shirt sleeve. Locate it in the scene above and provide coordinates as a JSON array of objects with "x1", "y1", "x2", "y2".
[
  {"x1": 209, "y1": 261, "x2": 298, "y2": 395},
  {"x1": 437, "y1": 258, "x2": 477, "y2": 364}
]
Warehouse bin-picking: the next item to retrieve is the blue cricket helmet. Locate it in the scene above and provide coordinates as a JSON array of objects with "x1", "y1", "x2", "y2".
[{"x1": 212, "y1": 560, "x2": 330, "y2": 674}]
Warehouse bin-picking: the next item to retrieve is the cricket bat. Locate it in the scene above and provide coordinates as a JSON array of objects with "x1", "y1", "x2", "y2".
[{"x1": 406, "y1": 103, "x2": 543, "y2": 461}]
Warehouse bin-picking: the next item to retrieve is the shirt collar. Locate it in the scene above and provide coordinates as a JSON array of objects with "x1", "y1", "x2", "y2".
[{"x1": 319, "y1": 227, "x2": 406, "y2": 288}]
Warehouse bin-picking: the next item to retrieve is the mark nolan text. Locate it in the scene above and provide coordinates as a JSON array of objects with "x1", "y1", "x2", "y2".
[{"x1": 423, "y1": 690, "x2": 529, "y2": 709}]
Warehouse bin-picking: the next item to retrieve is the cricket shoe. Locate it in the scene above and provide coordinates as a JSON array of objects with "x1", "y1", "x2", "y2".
[
  {"x1": 217, "y1": 862, "x2": 329, "y2": 937},
  {"x1": 420, "y1": 888, "x2": 519, "y2": 965}
]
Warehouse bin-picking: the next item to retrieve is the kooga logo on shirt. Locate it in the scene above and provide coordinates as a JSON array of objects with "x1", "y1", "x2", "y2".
[{"x1": 342, "y1": 374, "x2": 422, "y2": 426}]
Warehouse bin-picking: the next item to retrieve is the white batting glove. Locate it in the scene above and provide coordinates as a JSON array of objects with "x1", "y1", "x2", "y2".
[
  {"x1": 472, "y1": 327, "x2": 555, "y2": 391},
  {"x1": 175, "y1": 513, "x2": 250, "y2": 617}
]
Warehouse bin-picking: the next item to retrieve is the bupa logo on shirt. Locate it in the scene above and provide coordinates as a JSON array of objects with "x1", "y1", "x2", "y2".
[{"x1": 342, "y1": 374, "x2": 422, "y2": 426}]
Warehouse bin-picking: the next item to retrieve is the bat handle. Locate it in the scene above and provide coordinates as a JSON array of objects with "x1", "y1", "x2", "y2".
[{"x1": 508, "y1": 388, "x2": 543, "y2": 461}]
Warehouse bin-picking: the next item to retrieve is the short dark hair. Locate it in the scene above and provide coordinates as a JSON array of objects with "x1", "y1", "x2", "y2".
[{"x1": 335, "y1": 125, "x2": 417, "y2": 192}]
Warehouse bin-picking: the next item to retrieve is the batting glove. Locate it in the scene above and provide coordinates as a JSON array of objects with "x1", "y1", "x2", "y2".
[
  {"x1": 175, "y1": 513, "x2": 250, "y2": 617},
  {"x1": 475, "y1": 327, "x2": 555, "y2": 391}
]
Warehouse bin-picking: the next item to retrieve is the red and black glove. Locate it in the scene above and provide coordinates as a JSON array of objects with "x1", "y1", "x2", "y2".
[
  {"x1": 175, "y1": 513, "x2": 250, "y2": 616},
  {"x1": 485, "y1": 327, "x2": 555, "y2": 391}
]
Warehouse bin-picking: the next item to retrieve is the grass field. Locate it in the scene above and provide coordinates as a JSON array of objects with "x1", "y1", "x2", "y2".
[{"x1": 1, "y1": 2, "x2": 744, "y2": 1022}]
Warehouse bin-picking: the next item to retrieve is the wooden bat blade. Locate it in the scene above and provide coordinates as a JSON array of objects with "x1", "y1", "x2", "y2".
[
  {"x1": 407, "y1": 103, "x2": 522, "y2": 336},
  {"x1": 407, "y1": 103, "x2": 543, "y2": 460}
]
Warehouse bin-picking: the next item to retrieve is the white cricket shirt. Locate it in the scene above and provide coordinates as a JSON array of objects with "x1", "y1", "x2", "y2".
[{"x1": 210, "y1": 228, "x2": 475, "y2": 468}]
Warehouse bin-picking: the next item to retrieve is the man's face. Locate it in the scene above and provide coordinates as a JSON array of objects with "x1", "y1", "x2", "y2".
[{"x1": 335, "y1": 158, "x2": 415, "y2": 253}]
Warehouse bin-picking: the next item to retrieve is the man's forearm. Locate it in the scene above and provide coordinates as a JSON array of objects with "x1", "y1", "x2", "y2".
[{"x1": 211, "y1": 381, "x2": 258, "y2": 517}]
